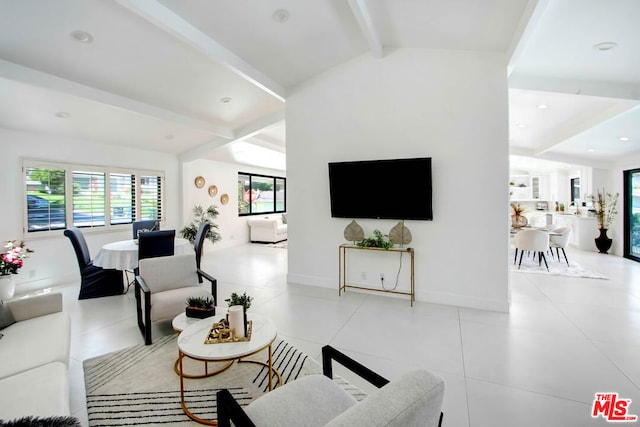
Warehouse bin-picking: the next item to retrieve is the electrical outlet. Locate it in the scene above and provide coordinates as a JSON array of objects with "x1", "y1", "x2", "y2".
[{"x1": 380, "y1": 273, "x2": 385, "y2": 280}]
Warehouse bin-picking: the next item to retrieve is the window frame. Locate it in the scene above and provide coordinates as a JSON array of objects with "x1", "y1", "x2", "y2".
[
  {"x1": 23, "y1": 159, "x2": 165, "y2": 236},
  {"x1": 238, "y1": 172, "x2": 286, "y2": 216}
]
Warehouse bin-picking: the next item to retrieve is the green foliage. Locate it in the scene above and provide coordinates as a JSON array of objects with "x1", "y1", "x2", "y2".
[
  {"x1": 594, "y1": 189, "x2": 619, "y2": 229},
  {"x1": 180, "y1": 205, "x2": 221, "y2": 245},
  {"x1": 357, "y1": 229, "x2": 393, "y2": 250},
  {"x1": 225, "y1": 292, "x2": 253, "y2": 310},
  {"x1": 186, "y1": 296, "x2": 214, "y2": 308}
]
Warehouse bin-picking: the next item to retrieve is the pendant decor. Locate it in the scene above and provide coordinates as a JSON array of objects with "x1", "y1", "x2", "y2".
[
  {"x1": 595, "y1": 228, "x2": 613, "y2": 254},
  {"x1": 343, "y1": 220, "x2": 364, "y2": 244},
  {"x1": 0, "y1": 275, "x2": 16, "y2": 301},
  {"x1": 389, "y1": 221, "x2": 412, "y2": 246}
]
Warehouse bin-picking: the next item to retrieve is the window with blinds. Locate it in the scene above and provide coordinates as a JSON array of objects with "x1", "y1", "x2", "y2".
[{"x1": 23, "y1": 160, "x2": 164, "y2": 234}]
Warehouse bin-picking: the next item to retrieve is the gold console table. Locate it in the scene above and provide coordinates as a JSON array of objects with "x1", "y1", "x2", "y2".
[{"x1": 338, "y1": 244, "x2": 415, "y2": 306}]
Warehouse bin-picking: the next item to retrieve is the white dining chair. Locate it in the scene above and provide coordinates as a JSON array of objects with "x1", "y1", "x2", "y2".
[
  {"x1": 549, "y1": 226, "x2": 572, "y2": 266},
  {"x1": 514, "y1": 229, "x2": 550, "y2": 271}
]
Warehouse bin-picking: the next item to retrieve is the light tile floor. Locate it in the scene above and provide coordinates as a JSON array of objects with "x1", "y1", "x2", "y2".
[{"x1": 38, "y1": 243, "x2": 640, "y2": 426}]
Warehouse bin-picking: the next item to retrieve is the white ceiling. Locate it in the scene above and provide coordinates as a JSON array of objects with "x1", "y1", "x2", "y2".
[{"x1": 0, "y1": 0, "x2": 638, "y2": 172}]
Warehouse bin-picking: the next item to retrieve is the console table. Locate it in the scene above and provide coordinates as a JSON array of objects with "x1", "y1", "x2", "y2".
[{"x1": 338, "y1": 244, "x2": 415, "y2": 306}]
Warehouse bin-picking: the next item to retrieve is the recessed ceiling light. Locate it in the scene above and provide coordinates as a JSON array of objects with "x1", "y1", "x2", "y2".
[
  {"x1": 55, "y1": 112, "x2": 70, "y2": 118},
  {"x1": 272, "y1": 9, "x2": 290, "y2": 23},
  {"x1": 618, "y1": 136, "x2": 630, "y2": 141},
  {"x1": 536, "y1": 104, "x2": 548, "y2": 110},
  {"x1": 70, "y1": 30, "x2": 93, "y2": 43},
  {"x1": 220, "y1": 97, "x2": 232, "y2": 104},
  {"x1": 592, "y1": 42, "x2": 617, "y2": 51},
  {"x1": 587, "y1": 149, "x2": 595, "y2": 152},
  {"x1": 516, "y1": 123, "x2": 526, "y2": 128}
]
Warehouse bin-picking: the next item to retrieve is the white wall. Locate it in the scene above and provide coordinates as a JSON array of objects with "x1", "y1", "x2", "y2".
[
  {"x1": 182, "y1": 158, "x2": 286, "y2": 250},
  {"x1": 0, "y1": 128, "x2": 180, "y2": 294},
  {"x1": 286, "y1": 49, "x2": 511, "y2": 311}
]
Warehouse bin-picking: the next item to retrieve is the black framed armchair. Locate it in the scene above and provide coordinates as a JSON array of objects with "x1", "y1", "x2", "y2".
[
  {"x1": 135, "y1": 253, "x2": 216, "y2": 345},
  {"x1": 217, "y1": 345, "x2": 445, "y2": 427}
]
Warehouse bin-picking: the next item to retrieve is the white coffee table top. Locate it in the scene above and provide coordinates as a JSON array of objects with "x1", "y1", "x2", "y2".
[
  {"x1": 172, "y1": 311, "x2": 221, "y2": 333},
  {"x1": 178, "y1": 312, "x2": 277, "y2": 361}
]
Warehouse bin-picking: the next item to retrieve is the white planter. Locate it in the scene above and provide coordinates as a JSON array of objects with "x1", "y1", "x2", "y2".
[{"x1": 0, "y1": 275, "x2": 16, "y2": 300}]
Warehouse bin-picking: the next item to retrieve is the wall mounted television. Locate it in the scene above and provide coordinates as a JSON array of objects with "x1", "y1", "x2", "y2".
[{"x1": 328, "y1": 157, "x2": 433, "y2": 221}]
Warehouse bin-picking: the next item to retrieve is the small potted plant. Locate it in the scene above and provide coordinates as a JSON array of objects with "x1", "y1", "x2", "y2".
[
  {"x1": 225, "y1": 292, "x2": 253, "y2": 337},
  {"x1": 185, "y1": 296, "x2": 215, "y2": 318}
]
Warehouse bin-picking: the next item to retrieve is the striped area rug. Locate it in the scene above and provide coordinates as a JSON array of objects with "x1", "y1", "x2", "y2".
[{"x1": 84, "y1": 334, "x2": 364, "y2": 426}]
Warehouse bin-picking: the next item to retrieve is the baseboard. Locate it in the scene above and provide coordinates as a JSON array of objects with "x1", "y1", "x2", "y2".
[{"x1": 287, "y1": 273, "x2": 510, "y2": 312}]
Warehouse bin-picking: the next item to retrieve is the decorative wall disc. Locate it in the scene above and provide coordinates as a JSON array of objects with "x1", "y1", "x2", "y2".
[
  {"x1": 344, "y1": 220, "x2": 364, "y2": 243},
  {"x1": 220, "y1": 194, "x2": 229, "y2": 205},
  {"x1": 389, "y1": 222, "x2": 412, "y2": 246},
  {"x1": 194, "y1": 176, "x2": 205, "y2": 188},
  {"x1": 208, "y1": 185, "x2": 218, "y2": 197}
]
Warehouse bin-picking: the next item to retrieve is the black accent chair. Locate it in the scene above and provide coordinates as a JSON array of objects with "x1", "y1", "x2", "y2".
[
  {"x1": 217, "y1": 345, "x2": 445, "y2": 427},
  {"x1": 135, "y1": 229, "x2": 175, "y2": 275},
  {"x1": 132, "y1": 220, "x2": 159, "y2": 239},
  {"x1": 194, "y1": 222, "x2": 210, "y2": 282},
  {"x1": 64, "y1": 227, "x2": 124, "y2": 300}
]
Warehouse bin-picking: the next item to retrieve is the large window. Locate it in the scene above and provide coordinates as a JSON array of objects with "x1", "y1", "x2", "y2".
[
  {"x1": 24, "y1": 160, "x2": 164, "y2": 233},
  {"x1": 624, "y1": 168, "x2": 640, "y2": 261},
  {"x1": 238, "y1": 172, "x2": 286, "y2": 216}
]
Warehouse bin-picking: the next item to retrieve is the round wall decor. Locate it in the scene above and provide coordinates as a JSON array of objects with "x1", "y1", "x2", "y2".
[
  {"x1": 194, "y1": 176, "x2": 205, "y2": 188},
  {"x1": 208, "y1": 185, "x2": 218, "y2": 197},
  {"x1": 220, "y1": 194, "x2": 229, "y2": 205}
]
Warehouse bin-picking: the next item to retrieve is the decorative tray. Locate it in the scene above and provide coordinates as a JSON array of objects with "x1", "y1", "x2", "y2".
[{"x1": 204, "y1": 319, "x2": 252, "y2": 344}]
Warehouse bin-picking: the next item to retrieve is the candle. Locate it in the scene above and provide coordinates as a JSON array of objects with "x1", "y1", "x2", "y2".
[{"x1": 228, "y1": 305, "x2": 245, "y2": 338}]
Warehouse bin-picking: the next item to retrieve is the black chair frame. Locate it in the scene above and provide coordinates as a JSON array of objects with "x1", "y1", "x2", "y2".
[
  {"x1": 134, "y1": 268, "x2": 217, "y2": 345},
  {"x1": 194, "y1": 222, "x2": 210, "y2": 283},
  {"x1": 217, "y1": 345, "x2": 444, "y2": 427},
  {"x1": 132, "y1": 219, "x2": 159, "y2": 239}
]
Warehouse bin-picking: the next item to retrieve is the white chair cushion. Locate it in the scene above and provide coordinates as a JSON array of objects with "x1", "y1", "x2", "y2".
[
  {"x1": 139, "y1": 253, "x2": 198, "y2": 293},
  {"x1": 149, "y1": 286, "x2": 211, "y2": 322},
  {"x1": 245, "y1": 374, "x2": 358, "y2": 427},
  {"x1": 0, "y1": 312, "x2": 70, "y2": 379},
  {"x1": 325, "y1": 370, "x2": 444, "y2": 427},
  {"x1": 0, "y1": 362, "x2": 70, "y2": 419}
]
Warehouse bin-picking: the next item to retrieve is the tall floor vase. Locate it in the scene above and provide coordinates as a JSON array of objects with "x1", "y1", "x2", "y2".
[
  {"x1": 595, "y1": 228, "x2": 613, "y2": 254},
  {"x1": 0, "y1": 275, "x2": 16, "y2": 300}
]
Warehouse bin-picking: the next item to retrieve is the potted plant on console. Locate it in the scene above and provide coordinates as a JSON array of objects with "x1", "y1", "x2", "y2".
[
  {"x1": 0, "y1": 240, "x2": 33, "y2": 300},
  {"x1": 594, "y1": 189, "x2": 619, "y2": 254},
  {"x1": 185, "y1": 296, "x2": 215, "y2": 318}
]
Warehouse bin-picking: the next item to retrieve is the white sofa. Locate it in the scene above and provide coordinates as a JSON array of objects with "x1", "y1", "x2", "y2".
[
  {"x1": 248, "y1": 214, "x2": 288, "y2": 243},
  {"x1": 0, "y1": 293, "x2": 72, "y2": 421}
]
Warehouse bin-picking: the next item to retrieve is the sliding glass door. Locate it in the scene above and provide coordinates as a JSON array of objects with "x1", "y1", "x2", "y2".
[{"x1": 624, "y1": 168, "x2": 640, "y2": 261}]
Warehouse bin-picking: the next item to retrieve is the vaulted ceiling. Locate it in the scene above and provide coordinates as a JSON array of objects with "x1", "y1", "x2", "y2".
[{"x1": 0, "y1": 0, "x2": 638, "y2": 172}]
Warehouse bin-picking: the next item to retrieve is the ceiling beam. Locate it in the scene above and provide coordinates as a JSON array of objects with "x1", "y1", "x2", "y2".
[
  {"x1": 115, "y1": 0, "x2": 286, "y2": 101},
  {"x1": 507, "y1": 0, "x2": 547, "y2": 76},
  {"x1": 179, "y1": 110, "x2": 285, "y2": 162},
  {"x1": 533, "y1": 101, "x2": 637, "y2": 156},
  {"x1": 0, "y1": 59, "x2": 233, "y2": 138},
  {"x1": 347, "y1": 0, "x2": 384, "y2": 58},
  {"x1": 510, "y1": 75, "x2": 640, "y2": 101}
]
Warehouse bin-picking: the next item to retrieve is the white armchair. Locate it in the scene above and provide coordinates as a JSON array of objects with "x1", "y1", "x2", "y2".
[
  {"x1": 217, "y1": 345, "x2": 445, "y2": 427},
  {"x1": 514, "y1": 229, "x2": 550, "y2": 271},
  {"x1": 549, "y1": 226, "x2": 572, "y2": 266},
  {"x1": 135, "y1": 253, "x2": 216, "y2": 345}
]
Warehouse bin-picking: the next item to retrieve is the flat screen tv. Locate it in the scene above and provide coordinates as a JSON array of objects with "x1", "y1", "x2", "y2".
[{"x1": 328, "y1": 157, "x2": 433, "y2": 220}]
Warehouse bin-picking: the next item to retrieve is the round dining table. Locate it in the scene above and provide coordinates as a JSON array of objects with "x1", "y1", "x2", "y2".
[{"x1": 93, "y1": 238, "x2": 192, "y2": 270}]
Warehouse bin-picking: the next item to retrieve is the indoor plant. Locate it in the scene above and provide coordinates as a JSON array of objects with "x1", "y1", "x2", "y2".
[
  {"x1": 593, "y1": 189, "x2": 619, "y2": 254},
  {"x1": 185, "y1": 296, "x2": 215, "y2": 318},
  {"x1": 0, "y1": 240, "x2": 33, "y2": 300},
  {"x1": 180, "y1": 205, "x2": 221, "y2": 245},
  {"x1": 357, "y1": 230, "x2": 393, "y2": 250},
  {"x1": 225, "y1": 292, "x2": 253, "y2": 337},
  {"x1": 510, "y1": 203, "x2": 528, "y2": 229}
]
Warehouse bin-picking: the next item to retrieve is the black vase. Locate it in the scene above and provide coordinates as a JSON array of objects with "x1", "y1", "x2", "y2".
[{"x1": 595, "y1": 228, "x2": 613, "y2": 254}]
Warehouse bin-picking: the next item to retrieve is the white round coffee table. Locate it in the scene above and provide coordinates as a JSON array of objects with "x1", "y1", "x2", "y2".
[{"x1": 177, "y1": 312, "x2": 281, "y2": 425}]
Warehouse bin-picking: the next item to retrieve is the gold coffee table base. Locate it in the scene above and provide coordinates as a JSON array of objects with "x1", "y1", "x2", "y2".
[{"x1": 173, "y1": 358, "x2": 234, "y2": 379}]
